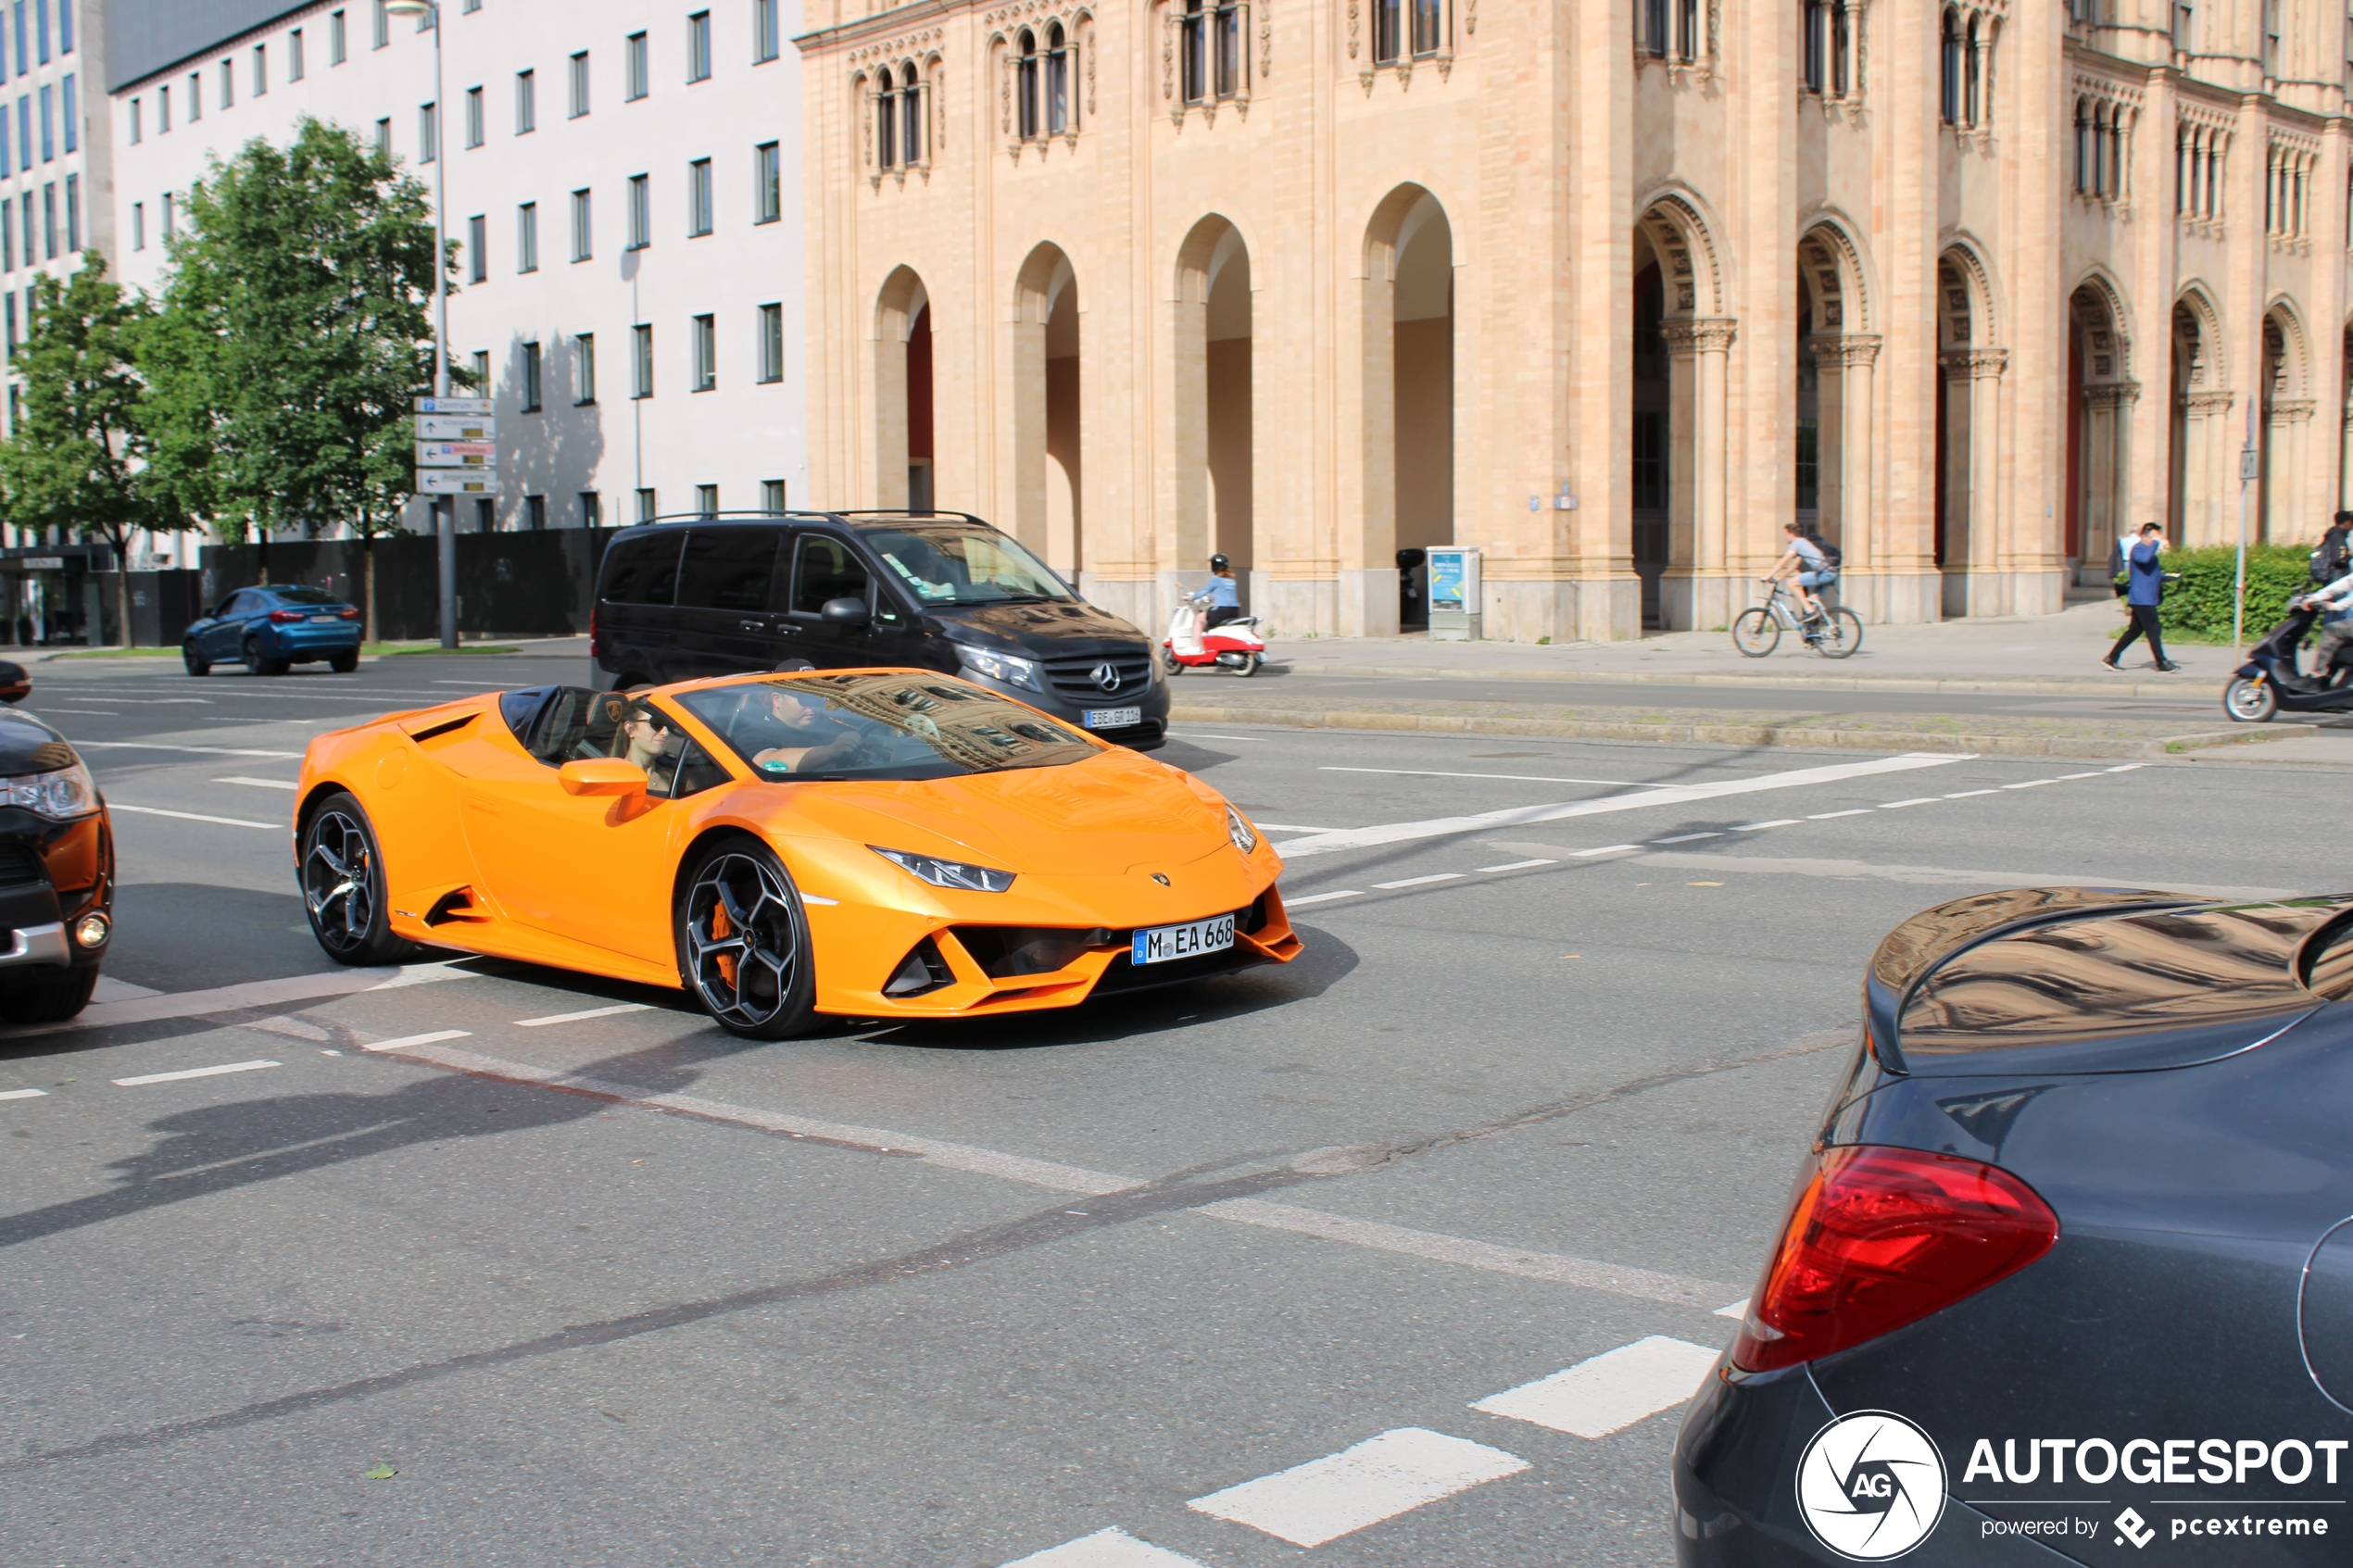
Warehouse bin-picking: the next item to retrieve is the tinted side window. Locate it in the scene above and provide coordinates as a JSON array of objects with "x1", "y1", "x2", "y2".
[
  {"x1": 222, "y1": 592, "x2": 258, "y2": 617},
  {"x1": 676, "y1": 529, "x2": 781, "y2": 611},
  {"x1": 599, "y1": 532, "x2": 685, "y2": 605},
  {"x1": 523, "y1": 687, "x2": 629, "y2": 765},
  {"x1": 662, "y1": 738, "x2": 729, "y2": 799},
  {"x1": 788, "y1": 534, "x2": 871, "y2": 615}
]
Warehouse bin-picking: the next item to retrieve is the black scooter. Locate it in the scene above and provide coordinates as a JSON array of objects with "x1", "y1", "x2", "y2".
[{"x1": 2223, "y1": 598, "x2": 2353, "y2": 721}]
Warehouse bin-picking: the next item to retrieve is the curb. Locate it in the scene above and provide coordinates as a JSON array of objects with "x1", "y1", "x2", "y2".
[
  {"x1": 1265, "y1": 661, "x2": 2216, "y2": 699},
  {"x1": 1166, "y1": 703, "x2": 2320, "y2": 759}
]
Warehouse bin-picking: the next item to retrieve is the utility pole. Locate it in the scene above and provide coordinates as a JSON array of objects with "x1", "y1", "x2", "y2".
[{"x1": 385, "y1": 0, "x2": 458, "y2": 649}]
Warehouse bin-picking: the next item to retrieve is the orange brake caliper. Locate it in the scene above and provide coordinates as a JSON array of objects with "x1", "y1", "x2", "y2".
[{"x1": 710, "y1": 899, "x2": 737, "y2": 988}]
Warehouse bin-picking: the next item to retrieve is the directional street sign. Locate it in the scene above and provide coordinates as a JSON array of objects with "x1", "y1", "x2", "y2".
[
  {"x1": 414, "y1": 395, "x2": 494, "y2": 415},
  {"x1": 418, "y1": 441, "x2": 497, "y2": 468},
  {"x1": 417, "y1": 470, "x2": 505, "y2": 496},
  {"x1": 415, "y1": 414, "x2": 495, "y2": 441}
]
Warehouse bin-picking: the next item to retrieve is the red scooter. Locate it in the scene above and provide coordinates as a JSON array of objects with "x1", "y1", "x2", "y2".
[{"x1": 1164, "y1": 587, "x2": 1265, "y2": 677}]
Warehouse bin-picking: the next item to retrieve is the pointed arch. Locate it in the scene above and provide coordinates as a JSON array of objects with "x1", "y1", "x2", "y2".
[
  {"x1": 1796, "y1": 214, "x2": 1873, "y2": 334},
  {"x1": 1009, "y1": 242, "x2": 1081, "y2": 568},
  {"x1": 1633, "y1": 183, "x2": 1728, "y2": 317},
  {"x1": 873, "y1": 266, "x2": 931, "y2": 508},
  {"x1": 1167, "y1": 214, "x2": 1255, "y2": 621}
]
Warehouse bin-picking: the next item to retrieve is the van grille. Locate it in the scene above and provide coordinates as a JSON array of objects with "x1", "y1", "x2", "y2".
[{"x1": 1041, "y1": 651, "x2": 1154, "y2": 702}]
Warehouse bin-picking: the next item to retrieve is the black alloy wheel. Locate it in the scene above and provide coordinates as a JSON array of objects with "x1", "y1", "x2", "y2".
[
  {"x1": 300, "y1": 793, "x2": 421, "y2": 966},
  {"x1": 330, "y1": 649, "x2": 359, "y2": 674},
  {"x1": 245, "y1": 634, "x2": 289, "y2": 677},
  {"x1": 0, "y1": 965, "x2": 98, "y2": 1023},
  {"x1": 675, "y1": 837, "x2": 816, "y2": 1040},
  {"x1": 182, "y1": 643, "x2": 209, "y2": 677}
]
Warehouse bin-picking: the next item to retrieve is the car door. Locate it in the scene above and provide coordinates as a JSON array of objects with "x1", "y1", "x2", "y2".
[
  {"x1": 205, "y1": 593, "x2": 257, "y2": 661},
  {"x1": 670, "y1": 527, "x2": 786, "y2": 678},
  {"x1": 779, "y1": 532, "x2": 885, "y2": 668}
]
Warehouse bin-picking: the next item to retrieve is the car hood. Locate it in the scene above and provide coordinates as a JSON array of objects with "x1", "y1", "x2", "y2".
[
  {"x1": 755, "y1": 747, "x2": 1230, "y2": 875},
  {"x1": 1876, "y1": 889, "x2": 2340, "y2": 1074},
  {"x1": 0, "y1": 708, "x2": 79, "y2": 773},
  {"x1": 927, "y1": 598, "x2": 1149, "y2": 653}
]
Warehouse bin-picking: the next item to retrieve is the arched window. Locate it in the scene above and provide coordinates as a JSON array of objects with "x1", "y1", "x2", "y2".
[
  {"x1": 2108, "y1": 109, "x2": 2125, "y2": 199},
  {"x1": 1831, "y1": 0, "x2": 1850, "y2": 93},
  {"x1": 901, "y1": 60, "x2": 924, "y2": 164},
  {"x1": 1045, "y1": 26, "x2": 1070, "y2": 132},
  {"x1": 1214, "y1": 0, "x2": 1240, "y2": 94},
  {"x1": 1677, "y1": 0, "x2": 1697, "y2": 59},
  {"x1": 1377, "y1": 0, "x2": 1403, "y2": 63},
  {"x1": 1017, "y1": 30, "x2": 1040, "y2": 138},
  {"x1": 1963, "y1": 17, "x2": 1981, "y2": 125},
  {"x1": 1643, "y1": 0, "x2": 1667, "y2": 57},
  {"x1": 877, "y1": 66, "x2": 898, "y2": 169},
  {"x1": 1181, "y1": 1, "x2": 1206, "y2": 102},
  {"x1": 2092, "y1": 104, "x2": 2108, "y2": 195},
  {"x1": 1412, "y1": 0, "x2": 1442, "y2": 56},
  {"x1": 1941, "y1": 11, "x2": 1961, "y2": 123},
  {"x1": 2073, "y1": 98, "x2": 2088, "y2": 191},
  {"x1": 1803, "y1": 0, "x2": 1825, "y2": 92}
]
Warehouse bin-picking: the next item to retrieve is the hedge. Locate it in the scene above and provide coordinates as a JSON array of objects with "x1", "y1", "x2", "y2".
[{"x1": 2150, "y1": 543, "x2": 2316, "y2": 643}]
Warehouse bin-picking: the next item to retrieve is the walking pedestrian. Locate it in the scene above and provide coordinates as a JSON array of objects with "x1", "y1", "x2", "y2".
[{"x1": 2103, "y1": 522, "x2": 2181, "y2": 673}]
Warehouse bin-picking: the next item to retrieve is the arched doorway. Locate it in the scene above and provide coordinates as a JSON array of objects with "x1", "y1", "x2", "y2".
[
  {"x1": 1390, "y1": 193, "x2": 1454, "y2": 611},
  {"x1": 1011, "y1": 244, "x2": 1080, "y2": 569},
  {"x1": 1172, "y1": 216, "x2": 1252, "y2": 621},
  {"x1": 874, "y1": 266, "x2": 932, "y2": 508},
  {"x1": 2061, "y1": 282, "x2": 2132, "y2": 589},
  {"x1": 2168, "y1": 295, "x2": 2230, "y2": 546},
  {"x1": 1631, "y1": 261, "x2": 1668, "y2": 627},
  {"x1": 1634, "y1": 195, "x2": 1732, "y2": 631},
  {"x1": 1795, "y1": 223, "x2": 1880, "y2": 617},
  {"x1": 2260, "y1": 305, "x2": 2312, "y2": 545}
]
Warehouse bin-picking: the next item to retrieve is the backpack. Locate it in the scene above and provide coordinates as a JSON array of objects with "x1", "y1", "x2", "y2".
[
  {"x1": 1814, "y1": 537, "x2": 1843, "y2": 571},
  {"x1": 2313, "y1": 525, "x2": 2350, "y2": 585}
]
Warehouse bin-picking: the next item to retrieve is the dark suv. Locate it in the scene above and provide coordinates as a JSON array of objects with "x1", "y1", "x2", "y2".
[{"x1": 588, "y1": 510, "x2": 1168, "y2": 748}]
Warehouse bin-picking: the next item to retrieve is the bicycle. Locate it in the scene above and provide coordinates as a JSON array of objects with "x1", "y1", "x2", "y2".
[{"x1": 1732, "y1": 578, "x2": 1863, "y2": 659}]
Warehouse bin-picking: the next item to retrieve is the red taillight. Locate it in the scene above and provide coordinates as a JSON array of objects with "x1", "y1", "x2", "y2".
[
  {"x1": 268, "y1": 608, "x2": 305, "y2": 623},
  {"x1": 338, "y1": 608, "x2": 360, "y2": 620},
  {"x1": 1731, "y1": 1144, "x2": 2057, "y2": 1374}
]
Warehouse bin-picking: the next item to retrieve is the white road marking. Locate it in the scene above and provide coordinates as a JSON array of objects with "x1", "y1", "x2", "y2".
[
  {"x1": 1732, "y1": 820, "x2": 1800, "y2": 831},
  {"x1": 43, "y1": 709, "x2": 120, "y2": 716},
  {"x1": 1178, "y1": 734, "x2": 1266, "y2": 742},
  {"x1": 90, "y1": 977, "x2": 162, "y2": 1002},
  {"x1": 359, "y1": 1030, "x2": 473, "y2": 1053},
  {"x1": 0, "y1": 1087, "x2": 46, "y2": 1100},
  {"x1": 2057, "y1": 771, "x2": 2108, "y2": 780},
  {"x1": 514, "y1": 1003, "x2": 654, "y2": 1027},
  {"x1": 0, "y1": 960, "x2": 471, "y2": 1038},
  {"x1": 1478, "y1": 859, "x2": 1558, "y2": 872},
  {"x1": 108, "y1": 804, "x2": 283, "y2": 830},
  {"x1": 1372, "y1": 873, "x2": 1466, "y2": 889},
  {"x1": 1255, "y1": 822, "x2": 1345, "y2": 833},
  {"x1": 1807, "y1": 809, "x2": 1871, "y2": 819},
  {"x1": 1322, "y1": 765, "x2": 1643, "y2": 787},
  {"x1": 2107, "y1": 763, "x2": 2146, "y2": 772},
  {"x1": 1188, "y1": 1427, "x2": 1529, "y2": 1548},
  {"x1": 1651, "y1": 832, "x2": 1720, "y2": 844},
  {"x1": 1573, "y1": 844, "x2": 1639, "y2": 856},
  {"x1": 1944, "y1": 789, "x2": 2001, "y2": 798},
  {"x1": 1471, "y1": 1336, "x2": 1721, "y2": 1439},
  {"x1": 72, "y1": 741, "x2": 301, "y2": 759},
  {"x1": 1878, "y1": 797, "x2": 1942, "y2": 809},
  {"x1": 1003, "y1": 1527, "x2": 1208, "y2": 1567},
  {"x1": 112, "y1": 1060, "x2": 282, "y2": 1086},
  {"x1": 212, "y1": 776, "x2": 300, "y2": 791},
  {"x1": 1285, "y1": 890, "x2": 1365, "y2": 906},
  {"x1": 1716, "y1": 1297, "x2": 1751, "y2": 1320},
  {"x1": 1276, "y1": 754, "x2": 1970, "y2": 860},
  {"x1": 2003, "y1": 779, "x2": 2057, "y2": 789},
  {"x1": 1195, "y1": 1198, "x2": 1743, "y2": 1311}
]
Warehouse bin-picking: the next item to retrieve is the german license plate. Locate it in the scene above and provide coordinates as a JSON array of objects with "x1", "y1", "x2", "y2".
[
  {"x1": 309, "y1": 614, "x2": 341, "y2": 623},
  {"x1": 1132, "y1": 913, "x2": 1236, "y2": 965},
  {"x1": 1083, "y1": 707, "x2": 1141, "y2": 729}
]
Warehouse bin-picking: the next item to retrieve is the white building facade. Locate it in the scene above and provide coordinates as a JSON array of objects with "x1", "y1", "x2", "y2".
[
  {"x1": 105, "y1": 0, "x2": 810, "y2": 564},
  {"x1": 1, "y1": 1, "x2": 114, "y2": 431}
]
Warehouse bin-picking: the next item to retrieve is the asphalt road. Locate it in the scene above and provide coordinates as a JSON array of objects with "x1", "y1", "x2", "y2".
[{"x1": 0, "y1": 654, "x2": 2331, "y2": 1567}]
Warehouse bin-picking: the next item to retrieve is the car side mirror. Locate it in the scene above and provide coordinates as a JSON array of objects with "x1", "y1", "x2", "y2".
[
  {"x1": 0, "y1": 660, "x2": 28, "y2": 704},
  {"x1": 821, "y1": 596, "x2": 872, "y2": 627},
  {"x1": 558, "y1": 758, "x2": 649, "y2": 798}
]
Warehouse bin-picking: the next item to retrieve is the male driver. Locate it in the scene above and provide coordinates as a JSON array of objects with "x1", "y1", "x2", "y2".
[
  {"x1": 1204, "y1": 555, "x2": 1243, "y2": 629},
  {"x1": 2104, "y1": 522, "x2": 2182, "y2": 673},
  {"x1": 1765, "y1": 522, "x2": 1831, "y2": 621}
]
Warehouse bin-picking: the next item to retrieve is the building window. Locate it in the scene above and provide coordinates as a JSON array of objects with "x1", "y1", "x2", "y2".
[
  {"x1": 372, "y1": 116, "x2": 389, "y2": 157},
  {"x1": 755, "y1": 0, "x2": 780, "y2": 62},
  {"x1": 516, "y1": 202, "x2": 537, "y2": 271},
  {"x1": 515, "y1": 69, "x2": 535, "y2": 133},
  {"x1": 372, "y1": 0, "x2": 389, "y2": 49},
  {"x1": 692, "y1": 313, "x2": 716, "y2": 390},
  {"x1": 467, "y1": 213, "x2": 486, "y2": 282},
  {"x1": 463, "y1": 0, "x2": 481, "y2": 11},
  {"x1": 464, "y1": 85, "x2": 484, "y2": 146},
  {"x1": 33, "y1": 0, "x2": 45, "y2": 62},
  {"x1": 220, "y1": 57, "x2": 233, "y2": 109},
  {"x1": 38, "y1": 82, "x2": 50, "y2": 156},
  {"x1": 761, "y1": 480, "x2": 786, "y2": 512},
  {"x1": 696, "y1": 483, "x2": 720, "y2": 516},
  {"x1": 63, "y1": 171, "x2": 75, "y2": 252},
  {"x1": 524, "y1": 495, "x2": 547, "y2": 531},
  {"x1": 1180, "y1": 4, "x2": 1204, "y2": 100},
  {"x1": 1050, "y1": 25, "x2": 1074, "y2": 130},
  {"x1": 2, "y1": 204, "x2": 12, "y2": 271},
  {"x1": 161, "y1": 192, "x2": 173, "y2": 238},
  {"x1": 419, "y1": 100, "x2": 436, "y2": 161},
  {"x1": 1411, "y1": 0, "x2": 1441, "y2": 56},
  {"x1": 636, "y1": 488, "x2": 658, "y2": 522},
  {"x1": 570, "y1": 188, "x2": 592, "y2": 260},
  {"x1": 157, "y1": 86, "x2": 169, "y2": 132},
  {"x1": 1963, "y1": 16, "x2": 1982, "y2": 126},
  {"x1": 255, "y1": 43, "x2": 269, "y2": 94},
  {"x1": 521, "y1": 341, "x2": 542, "y2": 410},
  {"x1": 290, "y1": 28, "x2": 305, "y2": 80},
  {"x1": 1941, "y1": 10, "x2": 1960, "y2": 122},
  {"x1": 688, "y1": 157, "x2": 712, "y2": 235},
  {"x1": 129, "y1": 200, "x2": 140, "y2": 253},
  {"x1": 687, "y1": 11, "x2": 711, "y2": 82},
  {"x1": 128, "y1": 97, "x2": 140, "y2": 144},
  {"x1": 627, "y1": 172, "x2": 649, "y2": 247},
  {"x1": 1, "y1": 115, "x2": 10, "y2": 180},
  {"x1": 2263, "y1": 0, "x2": 2280, "y2": 76},
  {"x1": 575, "y1": 332, "x2": 596, "y2": 403},
  {"x1": 1017, "y1": 32, "x2": 1039, "y2": 133},
  {"x1": 472, "y1": 349, "x2": 490, "y2": 390},
  {"x1": 758, "y1": 302, "x2": 783, "y2": 383},
  {"x1": 57, "y1": 0, "x2": 70, "y2": 56},
  {"x1": 581, "y1": 491, "x2": 603, "y2": 528},
  {"x1": 569, "y1": 50, "x2": 589, "y2": 117},
  {"x1": 58, "y1": 74, "x2": 70, "y2": 152},
  {"x1": 4, "y1": 296, "x2": 14, "y2": 358},
  {"x1": 41, "y1": 182, "x2": 53, "y2": 258},
  {"x1": 626, "y1": 31, "x2": 648, "y2": 99},
  {"x1": 633, "y1": 322, "x2": 653, "y2": 397},
  {"x1": 878, "y1": 67, "x2": 900, "y2": 164},
  {"x1": 1803, "y1": 0, "x2": 1825, "y2": 91},
  {"x1": 331, "y1": 9, "x2": 347, "y2": 65},
  {"x1": 755, "y1": 140, "x2": 781, "y2": 220}
]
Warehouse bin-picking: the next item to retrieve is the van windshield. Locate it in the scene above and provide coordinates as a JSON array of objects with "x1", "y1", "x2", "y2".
[
  {"x1": 856, "y1": 525, "x2": 1075, "y2": 606},
  {"x1": 675, "y1": 672, "x2": 1101, "y2": 782}
]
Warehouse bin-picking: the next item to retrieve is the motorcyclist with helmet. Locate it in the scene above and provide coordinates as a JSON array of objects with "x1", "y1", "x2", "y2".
[{"x1": 1204, "y1": 554, "x2": 1244, "y2": 629}]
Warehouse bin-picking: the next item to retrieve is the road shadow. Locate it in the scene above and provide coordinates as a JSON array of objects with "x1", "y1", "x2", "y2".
[{"x1": 106, "y1": 884, "x2": 346, "y2": 995}]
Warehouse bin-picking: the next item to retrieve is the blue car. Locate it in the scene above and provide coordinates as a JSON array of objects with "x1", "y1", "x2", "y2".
[{"x1": 183, "y1": 585, "x2": 362, "y2": 676}]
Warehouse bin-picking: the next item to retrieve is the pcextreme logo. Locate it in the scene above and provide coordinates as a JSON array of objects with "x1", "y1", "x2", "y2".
[{"x1": 1796, "y1": 1410, "x2": 1950, "y2": 1561}]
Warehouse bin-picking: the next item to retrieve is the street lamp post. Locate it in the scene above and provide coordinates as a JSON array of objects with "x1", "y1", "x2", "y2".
[{"x1": 384, "y1": 0, "x2": 458, "y2": 650}]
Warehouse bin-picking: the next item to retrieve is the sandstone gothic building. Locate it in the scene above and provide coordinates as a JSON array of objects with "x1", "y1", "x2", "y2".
[{"x1": 797, "y1": 0, "x2": 2353, "y2": 641}]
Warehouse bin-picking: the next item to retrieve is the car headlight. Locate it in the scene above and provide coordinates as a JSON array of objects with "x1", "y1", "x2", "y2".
[
  {"x1": 1, "y1": 759, "x2": 99, "y2": 820},
  {"x1": 871, "y1": 846, "x2": 1017, "y2": 893},
  {"x1": 1227, "y1": 806, "x2": 1258, "y2": 855},
  {"x1": 956, "y1": 645, "x2": 1045, "y2": 693}
]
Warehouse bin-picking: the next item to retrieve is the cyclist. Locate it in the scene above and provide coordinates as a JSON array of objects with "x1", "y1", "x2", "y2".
[{"x1": 1765, "y1": 521, "x2": 1831, "y2": 623}]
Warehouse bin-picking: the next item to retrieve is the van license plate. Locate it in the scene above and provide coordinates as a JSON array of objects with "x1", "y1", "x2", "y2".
[
  {"x1": 1083, "y1": 707, "x2": 1141, "y2": 729},
  {"x1": 1132, "y1": 913, "x2": 1236, "y2": 966}
]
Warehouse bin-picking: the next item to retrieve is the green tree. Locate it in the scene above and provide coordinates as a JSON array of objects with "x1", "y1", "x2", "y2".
[
  {"x1": 0, "y1": 254, "x2": 183, "y2": 645},
  {"x1": 148, "y1": 117, "x2": 447, "y2": 641}
]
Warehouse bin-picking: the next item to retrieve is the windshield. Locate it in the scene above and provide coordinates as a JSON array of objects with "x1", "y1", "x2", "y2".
[
  {"x1": 857, "y1": 525, "x2": 1075, "y2": 605},
  {"x1": 271, "y1": 586, "x2": 346, "y2": 606},
  {"x1": 676, "y1": 672, "x2": 1101, "y2": 782}
]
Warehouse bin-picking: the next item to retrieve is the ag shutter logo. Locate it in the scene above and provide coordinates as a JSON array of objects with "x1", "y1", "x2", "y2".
[{"x1": 1796, "y1": 1411, "x2": 1950, "y2": 1561}]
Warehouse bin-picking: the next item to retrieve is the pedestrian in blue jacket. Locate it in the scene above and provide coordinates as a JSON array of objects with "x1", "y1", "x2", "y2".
[{"x1": 2103, "y1": 522, "x2": 2182, "y2": 672}]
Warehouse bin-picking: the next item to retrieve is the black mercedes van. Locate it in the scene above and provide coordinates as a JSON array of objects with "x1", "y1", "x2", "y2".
[{"x1": 588, "y1": 510, "x2": 1169, "y2": 748}]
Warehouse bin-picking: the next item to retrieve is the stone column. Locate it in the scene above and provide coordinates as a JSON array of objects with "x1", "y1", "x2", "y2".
[
  {"x1": 1661, "y1": 317, "x2": 1736, "y2": 628},
  {"x1": 1967, "y1": 349, "x2": 2015, "y2": 615},
  {"x1": 1808, "y1": 332, "x2": 1880, "y2": 611},
  {"x1": 2183, "y1": 389, "x2": 2235, "y2": 546},
  {"x1": 2272, "y1": 399, "x2": 2315, "y2": 543}
]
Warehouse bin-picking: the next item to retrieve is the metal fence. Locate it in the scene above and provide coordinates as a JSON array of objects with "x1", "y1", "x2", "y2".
[{"x1": 197, "y1": 530, "x2": 610, "y2": 640}]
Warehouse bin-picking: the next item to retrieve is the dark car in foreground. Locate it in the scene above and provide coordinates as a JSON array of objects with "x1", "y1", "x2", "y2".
[
  {"x1": 1675, "y1": 887, "x2": 2353, "y2": 1566},
  {"x1": 589, "y1": 510, "x2": 1169, "y2": 749},
  {"x1": 183, "y1": 584, "x2": 362, "y2": 675},
  {"x1": 0, "y1": 660, "x2": 112, "y2": 1022}
]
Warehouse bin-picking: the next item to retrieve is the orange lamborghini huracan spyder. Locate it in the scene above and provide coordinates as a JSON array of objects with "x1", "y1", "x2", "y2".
[{"x1": 294, "y1": 669, "x2": 1301, "y2": 1037}]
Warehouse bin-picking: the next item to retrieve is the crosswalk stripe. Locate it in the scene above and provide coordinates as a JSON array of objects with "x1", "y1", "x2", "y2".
[
  {"x1": 1471, "y1": 1335, "x2": 1721, "y2": 1439},
  {"x1": 1001, "y1": 1526, "x2": 1208, "y2": 1567},
  {"x1": 1188, "y1": 1427, "x2": 1528, "y2": 1548}
]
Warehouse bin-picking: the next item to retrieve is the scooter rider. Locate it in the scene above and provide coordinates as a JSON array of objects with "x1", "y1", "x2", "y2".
[
  {"x1": 2302, "y1": 564, "x2": 2353, "y2": 685},
  {"x1": 1205, "y1": 555, "x2": 1244, "y2": 629}
]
